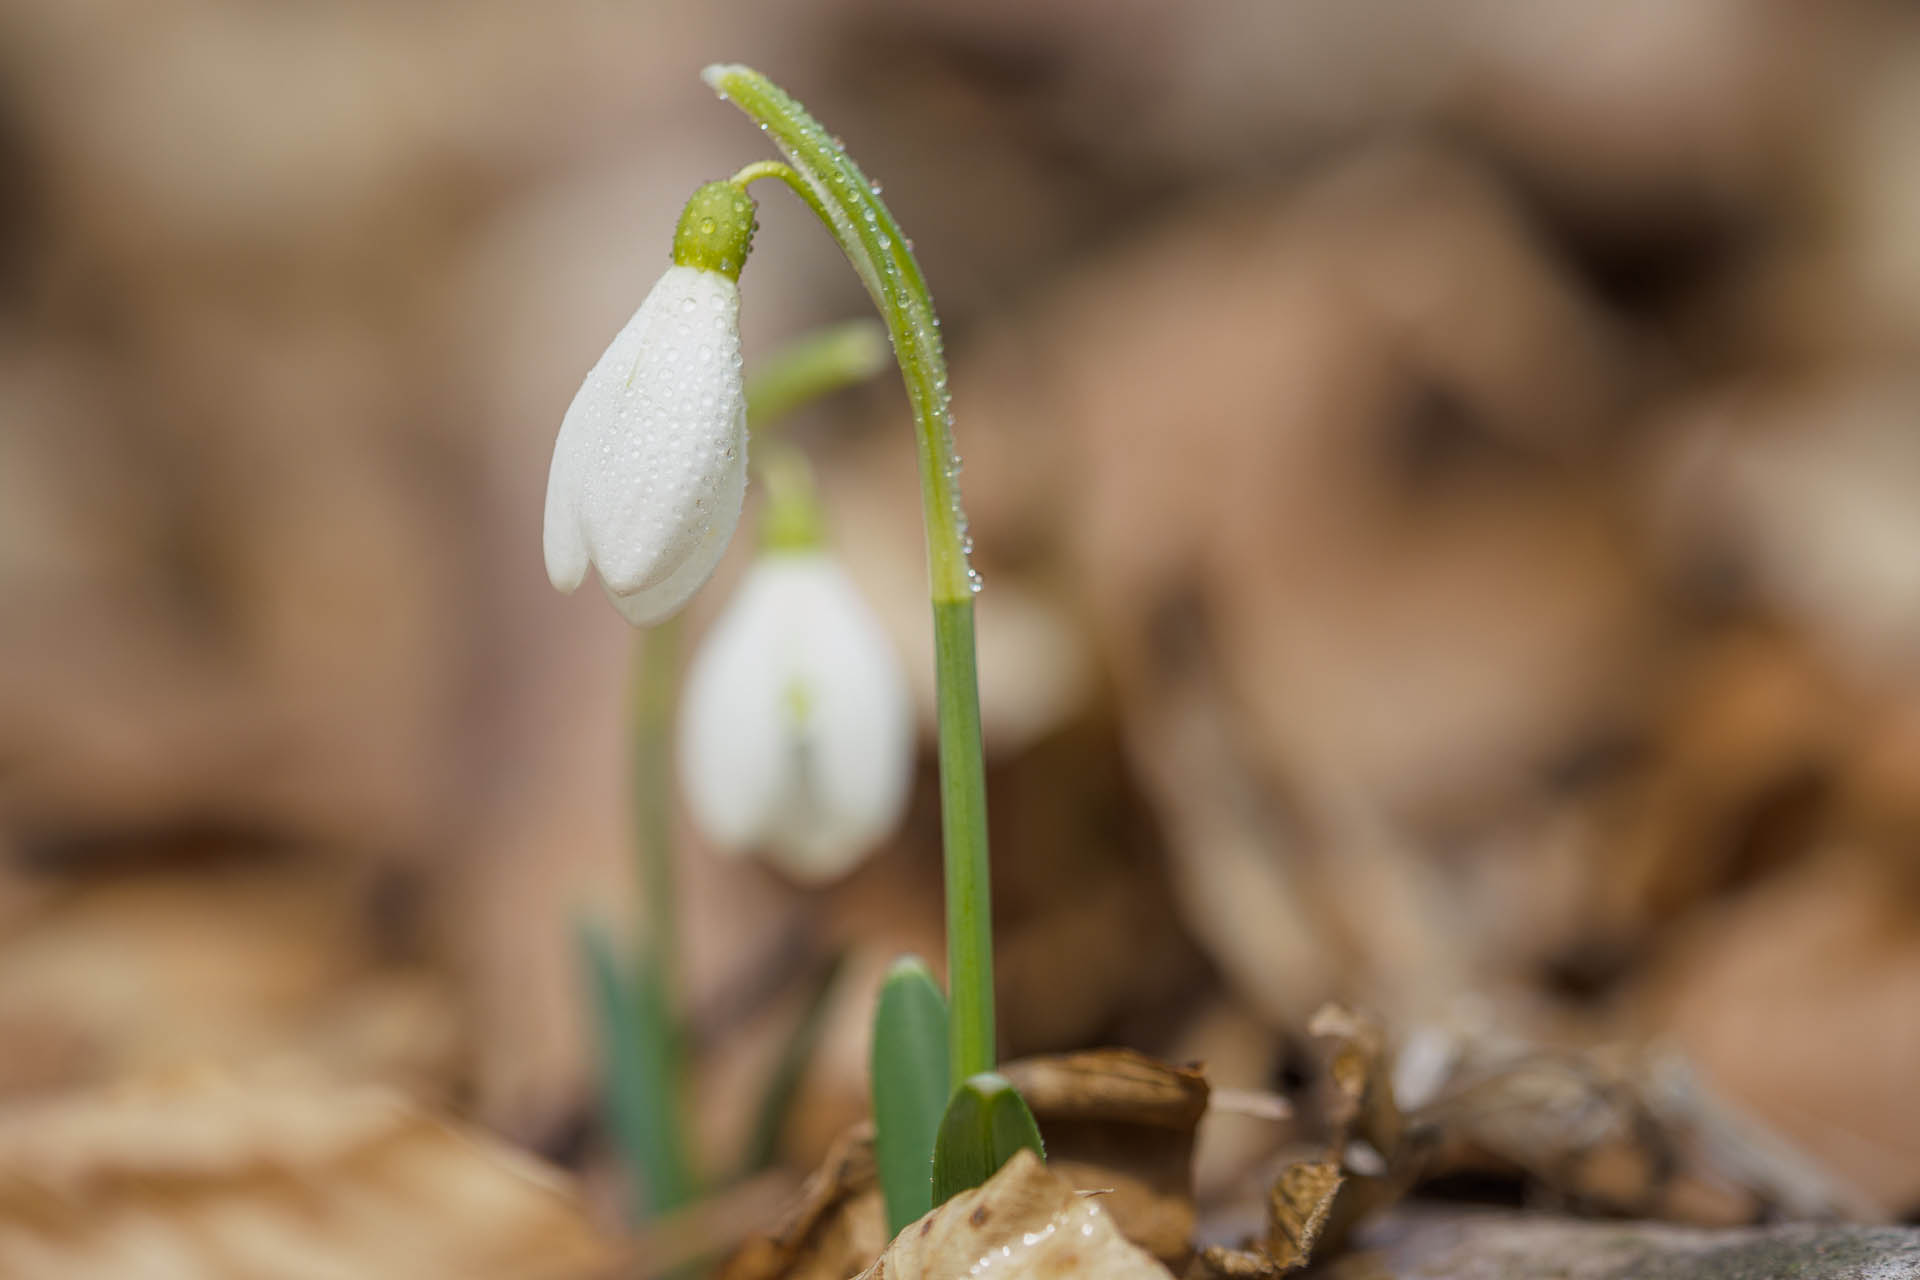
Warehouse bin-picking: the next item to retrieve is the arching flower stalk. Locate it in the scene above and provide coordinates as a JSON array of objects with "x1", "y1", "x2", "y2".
[
  {"x1": 702, "y1": 62, "x2": 999, "y2": 1101},
  {"x1": 701, "y1": 65, "x2": 1041, "y2": 1217}
]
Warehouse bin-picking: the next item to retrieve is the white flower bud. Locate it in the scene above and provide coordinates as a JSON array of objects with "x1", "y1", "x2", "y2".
[
  {"x1": 542, "y1": 262, "x2": 749, "y2": 626},
  {"x1": 678, "y1": 551, "x2": 914, "y2": 882}
]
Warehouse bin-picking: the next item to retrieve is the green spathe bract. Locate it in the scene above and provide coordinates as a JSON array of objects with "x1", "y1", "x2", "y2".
[
  {"x1": 929, "y1": 1072, "x2": 1046, "y2": 1208},
  {"x1": 702, "y1": 60, "x2": 999, "y2": 1112},
  {"x1": 871, "y1": 956, "x2": 952, "y2": 1235}
]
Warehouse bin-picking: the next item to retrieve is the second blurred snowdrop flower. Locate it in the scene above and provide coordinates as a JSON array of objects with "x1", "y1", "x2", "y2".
[
  {"x1": 544, "y1": 182, "x2": 758, "y2": 625},
  {"x1": 679, "y1": 549, "x2": 914, "y2": 882}
]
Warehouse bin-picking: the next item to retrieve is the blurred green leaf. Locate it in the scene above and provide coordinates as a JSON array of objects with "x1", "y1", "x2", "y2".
[
  {"x1": 740, "y1": 950, "x2": 847, "y2": 1176},
  {"x1": 929, "y1": 1072, "x2": 1044, "y2": 1209},
  {"x1": 871, "y1": 955, "x2": 951, "y2": 1235},
  {"x1": 579, "y1": 919, "x2": 695, "y2": 1221}
]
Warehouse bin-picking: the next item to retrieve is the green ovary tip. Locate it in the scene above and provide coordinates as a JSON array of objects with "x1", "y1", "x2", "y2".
[{"x1": 673, "y1": 180, "x2": 758, "y2": 279}]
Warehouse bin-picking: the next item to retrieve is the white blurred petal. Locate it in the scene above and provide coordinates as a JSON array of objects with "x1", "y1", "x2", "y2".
[{"x1": 678, "y1": 553, "x2": 914, "y2": 882}]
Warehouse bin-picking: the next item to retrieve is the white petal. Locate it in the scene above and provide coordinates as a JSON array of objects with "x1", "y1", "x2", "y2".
[
  {"x1": 542, "y1": 425, "x2": 590, "y2": 593},
  {"x1": 677, "y1": 554, "x2": 915, "y2": 883},
  {"x1": 769, "y1": 560, "x2": 913, "y2": 879},
  {"x1": 544, "y1": 263, "x2": 748, "y2": 622},
  {"x1": 605, "y1": 433, "x2": 748, "y2": 626},
  {"x1": 678, "y1": 559, "x2": 794, "y2": 853},
  {"x1": 583, "y1": 267, "x2": 746, "y2": 591}
]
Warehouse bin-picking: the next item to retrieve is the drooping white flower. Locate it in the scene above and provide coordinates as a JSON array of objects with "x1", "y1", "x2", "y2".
[
  {"x1": 678, "y1": 550, "x2": 914, "y2": 882},
  {"x1": 544, "y1": 182, "x2": 757, "y2": 626}
]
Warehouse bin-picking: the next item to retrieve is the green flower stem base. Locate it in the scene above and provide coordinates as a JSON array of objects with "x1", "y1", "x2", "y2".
[
  {"x1": 626, "y1": 616, "x2": 696, "y2": 1217},
  {"x1": 932, "y1": 599, "x2": 993, "y2": 1085},
  {"x1": 706, "y1": 62, "x2": 998, "y2": 1094}
]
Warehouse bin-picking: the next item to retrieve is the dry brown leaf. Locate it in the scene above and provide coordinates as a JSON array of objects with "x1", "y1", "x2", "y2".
[
  {"x1": 1191, "y1": 1008, "x2": 1413, "y2": 1279},
  {"x1": 856, "y1": 1149, "x2": 1172, "y2": 1280},
  {"x1": 1307, "y1": 1006, "x2": 1429, "y2": 1260},
  {"x1": 1266, "y1": 1161, "x2": 1345, "y2": 1267},
  {"x1": 1005, "y1": 1049, "x2": 1211, "y2": 1268},
  {"x1": 0, "y1": 1070, "x2": 610, "y2": 1279},
  {"x1": 1398, "y1": 1031, "x2": 1873, "y2": 1225},
  {"x1": 1310, "y1": 1007, "x2": 1403, "y2": 1161},
  {"x1": 717, "y1": 1124, "x2": 889, "y2": 1280},
  {"x1": 1649, "y1": 846, "x2": 1920, "y2": 1214},
  {"x1": 1208, "y1": 1003, "x2": 1438, "y2": 1279},
  {"x1": 1188, "y1": 1163, "x2": 1343, "y2": 1280},
  {"x1": 1412, "y1": 1049, "x2": 1667, "y2": 1213},
  {"x1": 0, "y1": 865, "x2": 459, "y2": 1104}
]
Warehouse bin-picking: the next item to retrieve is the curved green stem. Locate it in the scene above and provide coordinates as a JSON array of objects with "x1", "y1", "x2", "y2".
[{"x1": 706, "y1": 63, "x2": 995, "y2": 1087}]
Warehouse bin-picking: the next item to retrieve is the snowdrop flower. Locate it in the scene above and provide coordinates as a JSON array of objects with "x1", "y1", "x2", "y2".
[
  {"x1": 678, "y1": 549, "x2": 914, "y2": 882},
  {"x1": 544, "y1": 182, "x2": 758, "y2": 625}
]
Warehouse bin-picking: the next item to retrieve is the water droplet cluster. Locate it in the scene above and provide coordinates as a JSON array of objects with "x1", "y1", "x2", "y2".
[{"x1": 964, "y1": 1198, "x2": 1106, "y2": 1277}]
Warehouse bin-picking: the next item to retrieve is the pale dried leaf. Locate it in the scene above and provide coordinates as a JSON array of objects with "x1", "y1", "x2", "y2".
[
  {"x1": 1005, "y1": 1049, "x2": 1211, "y2": 1268},
  {"x1": 857, "y1": 1149, "x2": 1172, "y2": 1280}
]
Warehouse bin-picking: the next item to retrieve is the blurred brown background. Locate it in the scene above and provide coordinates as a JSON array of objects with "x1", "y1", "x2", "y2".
[{"x1": 4, "y1": 0, "x2": 1920, "y2": 1271}]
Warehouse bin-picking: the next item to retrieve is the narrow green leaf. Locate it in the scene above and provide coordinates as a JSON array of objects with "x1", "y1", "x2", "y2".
[
  {"x1": 578, "y1": 919, "x2": 695, "y2": 1221},
  {"x1": 871, "y1": 955, "x2": 951, "y2": 1235},
  {"x1": 929, "y1": 1072, "x2": 1045, "y2": 1208},
  {"x1": 739, "y1": 950, "x2": 847, "y2": 1177}
]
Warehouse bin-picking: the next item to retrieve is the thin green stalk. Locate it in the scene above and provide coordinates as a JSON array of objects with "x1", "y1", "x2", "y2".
[
  {"x1": 631, "y1": 617, "x2": 696, "y2": 1213},
  {"x1": 706, "y1": 64, "x2": 996, "y2": 1086},
  {"x1": 635, "y1": 621, "x2": 681, "y2": 1004}
]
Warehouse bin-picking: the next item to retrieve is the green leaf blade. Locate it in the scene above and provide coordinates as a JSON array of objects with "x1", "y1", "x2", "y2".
[
  {"x1": 929, "y1": 1071, "x2": 1044, "y2": 1208},
  {"x1": 871, "y1": 955, "x2": 951, "y2": 1236},
  {"x1": 579, "y1": 920, "x2": 695, "y2": 1221}
]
